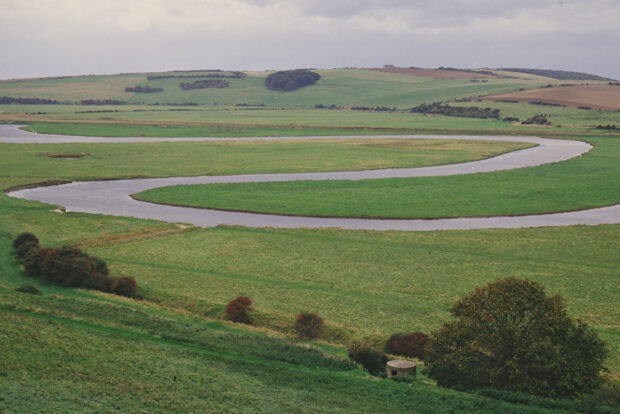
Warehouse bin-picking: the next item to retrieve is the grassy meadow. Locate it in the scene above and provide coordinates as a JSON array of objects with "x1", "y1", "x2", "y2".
[
  {"x1": 0, "y1": 68, "x2": 545, "y2": 107},
  {"x1": 135, "y1": 135, "x2": 620, "y2": 218},
  {"x1": 0, "y1": 138, "x2": 530, "y2": 190},
  {"x1": 1, "y1": 68, "x2": 619, "y2": 412}
]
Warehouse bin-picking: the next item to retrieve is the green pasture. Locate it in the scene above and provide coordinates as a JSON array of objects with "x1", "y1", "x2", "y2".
[
  {"x1": 0, "y1": 169, "x2": 618, "y2": 379},
  {"x1": 452, "y1": 101, "x2": 620, "y2": 129},
  {"x1": 135, "y1": 136, "x2": 620, "y2": 218},
  {"x1": 3, "y1": 102, "x2": 618, "y2": 138},
  {"x1": 0, "y1": 196, "x2": 618, "y2": 378},
  {"x1": 0, "y1": 138, "x2": 529, "y2": 190},
  {"x1": 0, "y1": 68, "x2": 544, "y2": 107},
  {"x1": 1, "y1": 68, "x2": 619, "y2": 410},
  {"x1": 2, "y1": 288, "x2": 594, "y2": 413}
]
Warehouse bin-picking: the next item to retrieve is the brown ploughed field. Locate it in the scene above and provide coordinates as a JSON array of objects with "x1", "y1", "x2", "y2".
[
  {"x1": 367, "y1": 67, "x2": 496, "y2": 79},
  {"x1": 480, "y1": 84, "x2": 620, "y2": 110}
]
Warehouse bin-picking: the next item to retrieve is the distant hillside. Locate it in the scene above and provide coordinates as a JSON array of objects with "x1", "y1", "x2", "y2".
[
  {"x1": 498, "y1": 68, "x2": 615, "y2": 81},
  {"x1": 0, "y1": 68, "x2": 542, "y2": 108}
]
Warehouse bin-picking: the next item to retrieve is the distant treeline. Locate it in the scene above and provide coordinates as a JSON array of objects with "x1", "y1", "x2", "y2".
[
  {"x1": 410, "y1": 103, "x2": 500, "y2": 119},
  {"x1": 265, "y1": 69, "x2": 320, "y2": 92},
  {"x1": 350, "y1": 106, "x2": 395, "y2": 112},
  {"x1": 529, "y1": 101, "x2": 565, "y2": 107},
  {"x1": 0, "y1": 95, "x2": 205, "y2": 106},
  {"x1": 125, "y1": 85, "x2": 163, "y2": 93},
  {"x1": 148, "y1": 71, "x2": 245, "y2": 80},
  {"x1": 0, "y1": 96, "x2": 128, "y2": 105},
  {"x1": 179, "y1": 79, "x2": 229, "y2": 90},
  {"x1": 0, "y1": 96, "x2": 62, "y2": 105},
  {"x1": 499, "y1": 68, "x2": 614, "y2": 81},
  {"x1": 81, "y1": 99, "x2": 127, "y2": 105}
]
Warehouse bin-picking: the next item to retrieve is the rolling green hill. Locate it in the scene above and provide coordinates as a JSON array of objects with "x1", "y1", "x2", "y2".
[
  {"x1": 0, "y1": 68, "x2": 552, "y2": 108},
  {"x1": 1, "y1": 67, "x2": 619, "y2": 412}
]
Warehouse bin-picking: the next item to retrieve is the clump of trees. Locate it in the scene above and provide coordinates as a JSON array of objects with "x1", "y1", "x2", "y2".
[
  {"x1": 424, "y1": 277, "x2": 608, "y2": 398},
  {"x1": 125, "y1": 85, "x2": 163, "y2": 93},
  {"x1": 13, "y1": 232, "x2": 138, "y2": 298},
  {"x1": 293, "y1": 312, "x2": 324, "y2": 339},
  {"x1": 179, "y1": 79, "x2": 229, "y2": 90},
  {"x1": 224, "y1": 296, "x2": 254, "y2": 324},
  {"x1": 596, "y1": 124, "x2": 617, "y2": 130},
  {"x1": 410, "y1": 103, "x2": 500, "y2": 119},
  {"x1": 265, "y1": 69, "x2": 320, "y2": 92},
  {"x1": 384, "y1": 332, "x2": 429, "y2": 359}
]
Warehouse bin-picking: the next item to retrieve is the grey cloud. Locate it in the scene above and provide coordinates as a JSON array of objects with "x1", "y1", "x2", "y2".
[{"x1": 0, "y1": 0, "x2": 618, "y2": 80}]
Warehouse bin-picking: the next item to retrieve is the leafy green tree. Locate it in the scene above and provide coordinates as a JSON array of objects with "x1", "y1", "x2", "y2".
[{"x1": 425, "y1": 277, "x2": 608, "y2": 398}]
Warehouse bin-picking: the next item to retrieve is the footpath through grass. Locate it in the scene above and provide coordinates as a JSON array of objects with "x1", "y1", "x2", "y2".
[{"x1": 135, "y1": 136, "x2": 620, "y2": 218}]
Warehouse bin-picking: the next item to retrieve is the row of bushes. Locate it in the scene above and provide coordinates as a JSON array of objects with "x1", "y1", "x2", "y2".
[
  {"x1": 179, "y1": 79, "x2": 229, "y2": 90},
  {"x1": 410, "y1": 103, "x2": 500, "y2": 119},
  {"x1": 0, "y1": 96, "x2": 202, "y2": 106},
  {"x1": 224, "y1": 294, "x2": 430, "y2": 377},
  {"x1": 351, "y1": 106, "x2": 396, "y2": 112},
  {"x1": 0, "y1": 96, "x2": 62, "y2": 105},
  {"x1": 13, "y1": 233, "x2": 137, "y2": 298},
  {"x1": 125, "y1": 85, "x2": 163, "y2": 93},
  {"x1": 147, "y1": 71, "x2": 245, "y2": 80},
  {"x1": 223, "y1": 296, "x2": 325, "y2": 339},
  {"x1": 522, "y1": 114, "x2": 551, "y2": 125},
  {"x1": 81, "y1": 99, "x2": 127, "y2": 105}
]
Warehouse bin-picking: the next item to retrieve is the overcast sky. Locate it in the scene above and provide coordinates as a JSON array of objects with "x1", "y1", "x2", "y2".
[{"x1": 1, "y1": 0, "x2": 619, "y2": 80}]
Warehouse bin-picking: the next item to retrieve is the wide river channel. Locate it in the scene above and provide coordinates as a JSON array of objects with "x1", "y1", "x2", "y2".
[{"x1": 3, "y1": 124, "x2": 619, "y2": 231}]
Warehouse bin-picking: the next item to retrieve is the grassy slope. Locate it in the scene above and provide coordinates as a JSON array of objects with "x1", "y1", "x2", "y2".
[
  {"x1": 1, "y1": 196, "x2": 618, "y2": 377},
  {"x1": 0, "y1": 139, "x2": 530, "y2": 190},
  {"x1": 452, "y1": 101, "x2": 620, "y2": 129},
  {"x1": 1, "y1": 284, "x2": 587, "y2": 413},
  {"x1": 3, "y1": 102, "x2": 619, "y2": 138},
  {"x1": 134, "y1": 136, "x2": 620, "y2": 218},
  {"x1": 0, "y1": 69, "x2": 542, "y2": 107}
]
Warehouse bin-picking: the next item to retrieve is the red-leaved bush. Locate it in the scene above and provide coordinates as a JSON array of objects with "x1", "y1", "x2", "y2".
[
  {"x1": 16, "y1": 233, "x2": 139, "y2": 298},
  {"x1": 293, "y1": 312, "x2": 324, "y2": 339},
  {"x1": 225, "y1": 296, "x2": 254, "y2": 324},
  {"x1": 385, "y1": 332, "x2": 430, "y2": 359},
  {"x1": 113, "y1": 276, "x2": 138, "y2": 298}
]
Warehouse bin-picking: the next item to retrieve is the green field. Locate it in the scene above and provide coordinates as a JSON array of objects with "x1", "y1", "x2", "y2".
[
  {"x1": 0, "y1": 69, "x2": 546, "y2": 107},
  {"x1": 1, "y1": 68, "x2": 619, "y2": 412},
  {"x1": 3, "y1": 288, "x2": 599, "y2": 413},
  {"x1": 0, "y1": 138, "x2": 530, "y2": 190},
  {"x1": 134, "y1": 135, "x2": 620, "y2": 218}
]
